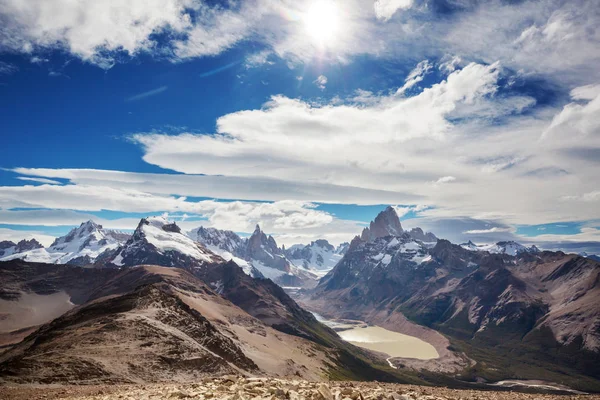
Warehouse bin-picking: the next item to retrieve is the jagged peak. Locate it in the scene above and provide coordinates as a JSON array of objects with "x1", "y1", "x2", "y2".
[
  {"x1": 360, "y1": 206, "x2": 404, "y2": 242},
  {"x1": 80, "y1": 219, "x2": 102, "y2": 229}
]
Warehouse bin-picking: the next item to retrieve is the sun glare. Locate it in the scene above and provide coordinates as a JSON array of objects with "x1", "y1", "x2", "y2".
[{"x1": 303, "y1": 1, "x2": 340, "y2": 46}]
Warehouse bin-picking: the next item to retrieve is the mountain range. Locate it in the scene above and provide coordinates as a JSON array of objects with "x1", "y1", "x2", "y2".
[
  {"x1": 1, "y1": 208, "x2": 599, "y2": 391},
  {"x1": 299, "y1": 207, "x2": 600, "y2": 391}
]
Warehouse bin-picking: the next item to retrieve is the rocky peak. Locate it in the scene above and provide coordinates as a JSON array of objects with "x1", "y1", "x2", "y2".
[
  {"x1": 407, "y1": 227, "x2": 438, "y2": 242},
  {"x1": 15, "y1": 239, "x2": 44, "y2": 252},
  {"x1": 312, "y1": 239, "x2": 334, "y2": 251},
  {"x1": 247, "y1": 225, "x2": 279, "y2": 255},
  {"x1": 360, "y1": 206, "x2": 404, "y2": 242},
  {"x1": 245, "y1": 225, "x2": 291, "y2": 273},
  {"x1": 51, "y1": 220, "x2": 103, "y2": 247},
  {"x1": 0, "y1": 240, "x2": 16, "y2": 249}
]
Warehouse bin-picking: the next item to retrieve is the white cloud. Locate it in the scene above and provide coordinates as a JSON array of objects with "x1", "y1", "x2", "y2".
[
  {"x1": 434, "y1": 176, "x2": 456, "y2": 184},
  {"x1": 443, "y1": 1, "x2": 600, "y2": 85},
  {"x1": 561, "y1": 191, "x2": 600, "y2": 203},
  {"x1": 396, "y1": 60, "x2": 432, "y2": 95},
  {"x1": 463, "y1": 227, "x2": 512, "y2": 234},
  {"x1": 314, "y1": 75, "x2": 328, "y2": 90},
  {"x1": 392, "y1": 204, "x2": 427, "y2": 218},
  {"x1": 0, "y1": 0, "x2": 195, "y2": 68},
  {"x1": 0, "y1": 183, "x2": 351, "y2": 240},
  {"x1": 117, "y1": 61, "x2": 600, "y2": 226},
  {"x1": 10, "y1": 168, "x2": 421, "y2": 205},
  {"x1": 173, "y1": 3, "x2": 252, "y2": 59},
  {"x1": 374, "y1": 0, "x2": 414, "y2": 21},
  {"x1": 543, "y1": 84, "x2": 600, "y2": 143},
  {"x1": 245, "y1": 50, "x2": 273, "y2": 68},
  {"x1": 17, "y1": 177, "x2": 62, "y2": 185},
  {"x1": 439, "y1": 55, "x2": 462, "y2": 74},
  {"x1": 132, "y1": 62, "x2": 502, "y2": 183}
]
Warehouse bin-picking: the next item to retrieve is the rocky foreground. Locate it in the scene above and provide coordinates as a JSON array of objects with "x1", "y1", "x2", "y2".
[{"x1": 1, "y1": 377, "x2": 598, "y2": 400}]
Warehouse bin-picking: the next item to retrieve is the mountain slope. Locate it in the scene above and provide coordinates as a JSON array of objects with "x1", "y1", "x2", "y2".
[
  {"x1": 300, "y1": 208, "x2": 600, "y2": 391},
  {"x1": 0, "y1": 262, "x2": 422, "y2": 385},
  {"x1": 0, "y1": 272, "x2": 258, "y2": 383}
]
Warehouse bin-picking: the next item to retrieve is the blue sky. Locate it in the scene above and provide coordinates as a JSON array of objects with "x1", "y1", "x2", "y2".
[{"x1": 0, "y1": 0, "x2": 599, "y2": 253}]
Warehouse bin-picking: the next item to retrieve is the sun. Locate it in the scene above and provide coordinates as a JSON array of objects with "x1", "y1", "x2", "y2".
[{"x1": 303, "y1": 1, "x2": 340, "y2": 46}]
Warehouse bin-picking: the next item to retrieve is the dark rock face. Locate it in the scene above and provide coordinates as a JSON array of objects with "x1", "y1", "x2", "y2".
[
  {"x1": 360, "y1": 206, "x2": 404, "y2": 242},
  {"x1": 246, "y1": 225, "x2": 292, "y2": 273}
]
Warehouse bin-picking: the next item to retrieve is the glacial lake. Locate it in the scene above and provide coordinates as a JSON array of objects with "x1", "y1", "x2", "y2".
[{"x1": 313, "y1": 313, "x2": 439, "y2": 360}]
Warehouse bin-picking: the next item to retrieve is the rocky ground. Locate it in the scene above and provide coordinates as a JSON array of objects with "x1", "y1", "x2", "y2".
[{"x1": 1, "y1": 377, "x2": 598, "y2": 400}]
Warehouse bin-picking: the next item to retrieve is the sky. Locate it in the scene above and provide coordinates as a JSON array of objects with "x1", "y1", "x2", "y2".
[{"x1": 0, "y1": 0, "x2": 599, "y2": 253}]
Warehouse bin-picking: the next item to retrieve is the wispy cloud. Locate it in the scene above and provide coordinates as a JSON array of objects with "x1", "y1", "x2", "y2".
[
  {"x1": 199, "y1": 60, "x2": 241, "y2": 78},
  {"x1": 17, "y1": 177, "x2": 62, "y2": 185},
  {"x1": 313, "y1": 75, "x2": 328, "y2": 90},
  {"x1": 463, "y1": 227, "x2": 512, "y2": 234},
  {"x1": 126, "y1": 86, "x2": 168, "y2": 102},
  {"x1": 0, "y1": 61, "x2": 17, "y2": 75}
]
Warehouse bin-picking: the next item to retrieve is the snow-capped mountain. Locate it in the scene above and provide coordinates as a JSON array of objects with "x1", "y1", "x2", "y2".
[
  {"x1": 188, "y1": 226, "x2": 261, "y2": 277},
  {"x1": 0, "y1": 239, "x2": 43, "y2": 258},
  {"x1": 316, "y1": 207, "x2": 439, "y2": 292},
  {"x1": 305, "y1": 208, "x2": 600, "y2": 386},
  {"x1": 0, "y1": 221, "x2": 129, "y2": 265},
  {"x1": 240, "y1": 225, "x2": 317, "y2": 286},
  {"x1": 189, "y1": 226, "x2": 246, "y2": 255},
  {"x1": 285, "y1": 239, "x2": 346, "y2": 276},
  {"x1": 186, "y1": 224, "x2": 318, "y2": 286},
  {"x1": 105, "y1": 217, "x2": 223, "y2": 271},
  {"x1": 460, "y1": 240, "x2": 540, "y2": 256}
]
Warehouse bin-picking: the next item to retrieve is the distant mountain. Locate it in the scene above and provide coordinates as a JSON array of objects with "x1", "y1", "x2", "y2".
[
  {"x1": 0, "y1": 239, "x2": 43, "y2": 258},
  {"x1": 300, "y1": 207, "x2": 600, "y2": 391},
  {"x1": 187, "y1": 226, "x2": 262, "y2": 277},
  {"x1": 407, "y1": 227, "x2": 438, "y2": 243},
  {"x1": 0, "y1": 221, "x2": 129, "y2": 265},
  {"x1": 188, "y1": 224, "x2": 318, "y2": 287},
  {"x1": 103, "y1": 217, "x2": 223, "y2": 272},
  {"x1": 580, "y1": 252, "x2": 600, "y2": 263},
  {"x1": 460, "y1": 240, "x2": 540, "y2": 255},
  {"x1": 285, "y1": 239, "x2": 347, "y2": 275}
]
